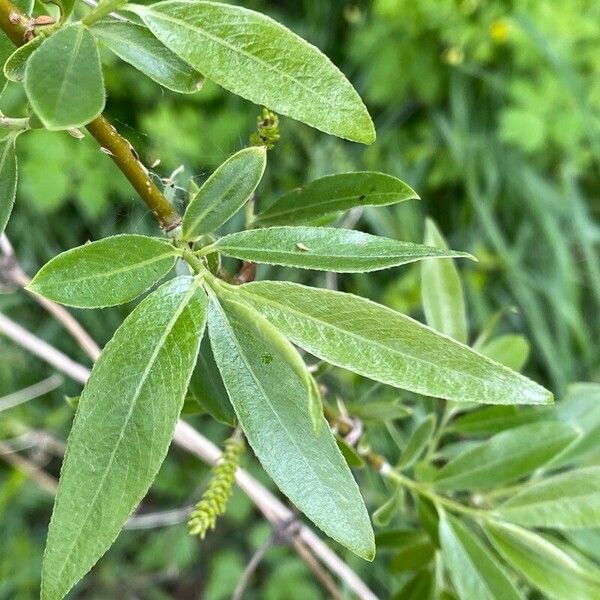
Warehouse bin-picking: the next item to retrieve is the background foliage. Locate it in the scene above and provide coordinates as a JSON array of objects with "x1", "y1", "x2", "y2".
[{"x1": 1, "y1": 0, "x2": 599, "y2": 598}]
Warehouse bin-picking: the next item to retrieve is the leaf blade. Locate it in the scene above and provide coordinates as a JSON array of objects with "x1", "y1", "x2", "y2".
[
  {"x1": 28, "y1": 234, "x2": 179, "y2": 308},
  {"x1": 25, "y1": 24, "x2": 105, "y2": 130},
  {"x1": 255, "y1": 172, "x2": 418, "y2": 226},
  {"x1": 214, "y1": 226, "x2": 474, "y2": 273},
  {"x1": 439, "y1": 514, "x2": 523, "y2": 600},
  {"x1": 0, "y1": 134, "x2": 17, "y2": 235},
  {"x1": 91, "y1": 20, "x2": 204, "y2": 94},
  {"x1": 421, "y1": 218, "x2": 468, "y2": 343},
  {"x1": 183, "y1": 146, "x2": 266, "y2": 239},
  {"x1": 236, "y1": 281, "x2": 553, "y2": 406},
  {"x1": 41, "y1": 277, "x2": 207, "y2": 600},
  {"x1": 432, "y1": 422, "x2": 577, "y2": 491},
  {"x1": 496, "y1": 467, "x2": 600, "y2": 529},
  {"x1": 207, "y1": 287, "x2": 374, "y2": 559},
  {"x1": 130, "y1": 0, "x2": 375, "y2": 143},
  {"x1": 485, "y1": 521, "x2": 600, "y2": 600}
]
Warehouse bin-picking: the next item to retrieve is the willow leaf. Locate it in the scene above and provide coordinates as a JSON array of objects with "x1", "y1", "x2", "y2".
[
  {"x1": 128, "y1": 0, "x2": 375, "y2": 143},
  {"x1": 41, "y1": 277, "x2": 208, "y2": 600},
  {"x1": 235, "y1": 281, "x2": 553, "y2": 406},
  {"x1": 207, "y1": 287, "x2": 374, "y2": 559},
  {"x1": 214, "y1": 226, "x2": 473, "y2": 273}
]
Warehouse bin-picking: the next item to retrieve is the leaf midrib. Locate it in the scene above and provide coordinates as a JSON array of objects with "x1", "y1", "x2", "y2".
[
  {"x1": 239, "y1": 286, "x2": 530, "y2": 401},
  {"x1": 212, "y1": 296, "x2": 353, "y2": 508},
  {"x1": 185, "y1": 165, "x2": 253, "y2": 236},
  {"x1": 51, "y1": 26, "x2": 85, "y2": 120},
  {"x1": 144, "y1": 2, "x2": 349, "y2": 116},
  {"x1": 39, "y1": 250, "x2": 177, "y2": 290},
  {"x1": 435, "y1": 435, "x2": 570, "y2": 486},
  {"x1": 52, "y1": 280, "x2": 199, "y2": 585},
  {"x1": 257, "y1": 190, "x2": 412, "y2": 222}
]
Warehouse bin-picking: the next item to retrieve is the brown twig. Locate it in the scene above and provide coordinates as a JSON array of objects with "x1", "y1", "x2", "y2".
[{"x1": 0, "y1": 0, "x2": 181, "y2": 231}]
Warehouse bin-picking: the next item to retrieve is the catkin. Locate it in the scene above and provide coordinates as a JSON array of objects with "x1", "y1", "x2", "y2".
[{"x1": 187, "y1": 430, "x2": 244, "y2": 538}]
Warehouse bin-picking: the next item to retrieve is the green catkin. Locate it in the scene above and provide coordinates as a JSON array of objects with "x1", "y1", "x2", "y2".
[
  {"x1": 249, "y1": 107, "x2": 280, "y2": 150},
  {"x1": 187, "y1": 430, "x2": 245, "y2": 538}
]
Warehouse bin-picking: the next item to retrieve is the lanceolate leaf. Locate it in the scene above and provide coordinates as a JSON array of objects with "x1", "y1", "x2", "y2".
[
  {"x1": 485, "y1": 521, "x2": 600, "y2": 600},
  {"x1": 439, "y1": 514, "x2": 523, "y2": 600},
  {"x1": 397, "y1": 414, "x2": 436, "y2": 469},
  {"x1": 235, "y1": 281, "x2": 553, "y2": 406},
  {"x1": 4, "y1": 36, "x2": 43, "y2": 82},
  {"x1": 214, "y1": 227, "x2": 474, "y2": 273},
  {"x1": 91, "y1": 21, "x2": 204, "y2": 94},
  {"x1": 421, "y1": 218, "x2": 469, "y2": 343},
  {"x1": 496, "y1": 467, "x2": 600, "y2": 529},
  {"x1": 187, "y1": 336, "x2": 235, "y2": 426},
  {"x1": 479, "y1": 334, "x2": 530, "y2": 372},
  {"x1": 432, "y1": 422, "x2": 577, "y2": 491},
  {"x1": 28, "y1": 235, "x2": 179, "y2": 308},
  {"x1": 41, "y1": 277, "x2": 208, "y2": 600},
  {"x1": 254, "y1": 172, "x2": 418, "y2": 226},
  {"x1": 206, "y1": 288, "x2": 374, "y2": 560},
  {"x1": 0, "y1": 134, "x2": 17, "y2": 235},
  {"x1": 25, "y1": 24, "x2": 105, "y2": 130},
  {"x1": 183, "y1": 147, "x2": 266, "y2": 239},
  {"x1": 128, "y1": 1, "x2": 375, "y2": 143}
]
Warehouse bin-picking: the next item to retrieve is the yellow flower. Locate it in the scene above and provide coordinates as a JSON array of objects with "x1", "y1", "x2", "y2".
[{"x1": 490, "y1": 19, "x2": 510, "y2": 43}]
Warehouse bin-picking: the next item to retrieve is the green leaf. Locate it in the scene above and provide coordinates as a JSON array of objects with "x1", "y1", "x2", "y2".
[
  {"x1": 479, "y1": 335, "x2": 530, "y2": 372},
  {"x1": 25, "y1": 24, "x2": 105, "y2": 130},
  {"x1": 393, "y1": 570, "x2": 434, "y2": 600},
  {"x1": 450, "y1": 405, "x2": 549, "y2": 437},
  {"x1": 421, "y1": 218, "x2": 468, "y2": 343},
  {"x1": 397, "y1": 415, "x2": 436, "y2": 469},
  {"x1": 0, "y1": 32, "x2": 13, "y2": 94},
  {"x1": 388, "y1": 531, "x2": 434, "y2": 573},
  {"x1": 496, "y1": 467, "x2": 600, "y2": 529},
  {"x1": 236, "y1": 281, "x2": 553, "y2": 406},
  {"x1": 551, "y1": 383, "x2": 600, "y2": 467},
  {"x1": 336, "y1": 436, "x2": 365, "y2": 468},
  {"x1": 0, "y1": 134, "x2": 17, "y2": 235},
  {"x1": 187, "y1": 336, "x2": 235, "y2": 426},
  {"x1": 206, "y1": 287, "x2": 374, "y2": 560},
  {"x1": 254, "y1": 172, "x2": 418, "y2": 226},
  {"x1": 373, "y1": 489, "x2": 403, "y2": 527},
  {"x1": 4, "y1": 36, "x2": 43, "y2": 83},
  {"x1": 128, "y1": 1, "x2": 375, "y2": 143},
  {"x1": 485, "y1": 521, "x2": 600, "y2": 600},
  {"x1": 183, "y1": 147, "x2": 266, "y2": 239},
  {"x1": 41, "y1": 277, "x2": 207, "y2": 600},
  {"x1": 432, "y1": 422, "x2": 577, "y2": 491},
  {"x1": 439, "y1": 514, "x2": 523, "y2": 600},
  {"x1": 28, "y1": 234, "x2": 179, "y2": 308},
  {"x1": 91, "y1": 21, "x2": 204, "y2": 94},
  {"x1": 213, "y1": 226, "x2": 474, "y2": 273}
]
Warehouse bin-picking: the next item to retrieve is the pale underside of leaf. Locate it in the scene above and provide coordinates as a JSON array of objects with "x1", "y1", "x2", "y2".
[
  {"x1": 41, "y1": 277, "x2": 207, "y2": 600},
  {"x1": 235, "y1": 281, "x2": 553, "y2": 406},
  {"x1": 91, "y1": 20, "x2": 204, "y2": 94},
  {"x1": 254, "y1": 171, "x2": 418, "y2": 226},
  {"x1": 214, "y1": 226, "x2": 474, "y2": 272},
  {"x1": 206, "y1": 287, "x2": 374, "y2": 559}
]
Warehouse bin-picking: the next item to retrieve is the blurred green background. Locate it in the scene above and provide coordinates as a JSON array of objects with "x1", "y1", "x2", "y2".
[{"x1": 1, "y1": 0, "x2": 599, "y2": 597}]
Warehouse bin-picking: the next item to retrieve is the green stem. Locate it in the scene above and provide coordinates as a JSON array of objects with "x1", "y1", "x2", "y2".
[
  {"x1": 0, "y1": 0, "x2": 183, "y2": 232},
  {"x1": 385, "y1": 468, "x2": 485, "y2": 520},
  {"x1": 81, "y1": 0, "x2": 126, "y2": 27}
]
